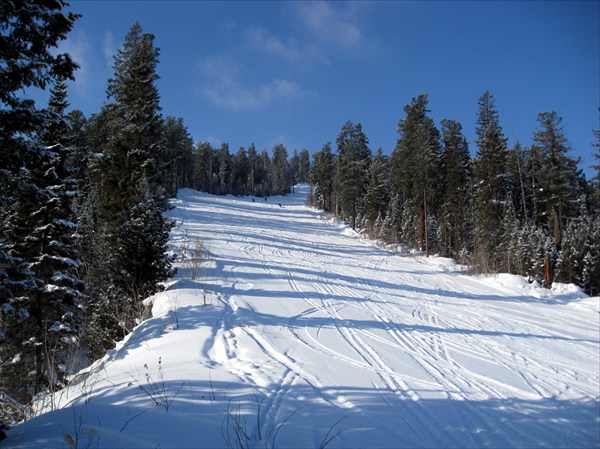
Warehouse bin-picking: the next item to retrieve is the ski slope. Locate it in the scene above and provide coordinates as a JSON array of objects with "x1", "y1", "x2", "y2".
[{"x1": 6, "y1": 185, "x2": 599, "y2": 448}]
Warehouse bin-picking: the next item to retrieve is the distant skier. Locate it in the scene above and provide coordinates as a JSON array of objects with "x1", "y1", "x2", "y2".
[{"x1": 278, "y1": 203, "x2": 282, "y2": 208}]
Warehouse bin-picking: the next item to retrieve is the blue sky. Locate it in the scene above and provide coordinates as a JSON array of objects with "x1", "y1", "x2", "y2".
[{"x1": 55, "y1": 0, "x2": 599, "y2": 177}]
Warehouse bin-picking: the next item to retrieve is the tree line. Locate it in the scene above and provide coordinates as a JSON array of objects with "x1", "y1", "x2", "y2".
[
  {"x1": 0, "y1": 2, "x2": 308, "y2": 419},
  {"x1": 308, "y1": 94, "x2": 600, "y2": 297},
  {"x1": 0, "y1": 3, "x2": 184, "y2": 418},
  {"x1": 193, "y1": 142, "x2": 309, "y2": 197}
]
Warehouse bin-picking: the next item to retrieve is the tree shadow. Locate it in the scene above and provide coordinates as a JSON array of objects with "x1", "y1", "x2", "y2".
[{"x1": 6, "y1": 378, "x2": 598, "y2": 448}]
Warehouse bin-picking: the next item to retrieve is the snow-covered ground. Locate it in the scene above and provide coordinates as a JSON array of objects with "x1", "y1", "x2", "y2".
[{"x1": 6, "y1": 185, "x2": 599, "y2": 448}]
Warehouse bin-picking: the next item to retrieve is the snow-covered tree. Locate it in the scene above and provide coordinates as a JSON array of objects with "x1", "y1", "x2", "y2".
[
  {"x1": 439, "y1": 119, "x2": 472, "y2": 259},
  {"x1": 0, "y1": 0, "x2": 79, "y2": 406},
  {"x1": 310, "y1": 143, "x2": 336, "y2": 212},
  {"x1": 532, "y1": 111, "x2": 581, "y2": 248},
  {"x1": 271, "y1": 144, "x2": 291, "y2": 196},
  {"x1": 365, "y1": 148, "x2": 390, "y2": 237},
  {"x1": 87, "y1": 22, "x2": 174, "y2": 336},
  {"x1": 472, "y1": 91, "x2": 509, "y2": 272},
  {"x1": 336, "y1": 121, "x2": 371, "y2": 230},
  {"x1": 390, "y1": 94, "x2": 441, "y2": 253}
]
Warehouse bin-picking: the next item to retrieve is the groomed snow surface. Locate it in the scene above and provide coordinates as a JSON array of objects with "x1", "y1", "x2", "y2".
[{"x1": 6, "y1": 185, "x2": 599, "y2": 448}]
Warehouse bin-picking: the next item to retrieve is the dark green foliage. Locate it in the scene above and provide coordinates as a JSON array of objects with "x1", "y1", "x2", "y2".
[
  {"x1": 336, "y1": 121, "x2": 371, "y2": 230},
  {"x1": 439, "y1": 119, "x2": 472, "y2": 259},
  {"x1": 84, "y1": 22, "x2": 174, "y2": 338},
  {"x1": 305, "y1": 93, "x2": 597, "y2": 295},
  {"x1": 531, "y1": 111, "x2": 581, "y2": 248},
  {"x1": 191, "y1": 142, "x2": 293, "y2": 198},
  {"x1": 0, "y1": 0, "x2": 81, "y2": 407},
  {"x1": 473, "y1": 91, "x2": 509, "y2": 272},
  {"x1": 231, "y1": 147, "x2": 250, "y2": 196},
  {"x1": 309, "y1": 143, "x2": 336, "y2": 212},
  {"x1": 298, "y1": 149, "x2": 310, "y2": 184},
  {"x1": 163, "y1": 116, "x2": 194, "y2": 196},
  {"x1": 365, "y1": 149, "x2": 390, "y2": 237},
  {"x1": 271, "y1": 144, "x2": 291, "y2": 196},
  {"x1": 114, "y1": 184, "x2": 175, "y2": 305},
  {"x1": 390, "y1": 95, "x2": 441, "y2": 252}
]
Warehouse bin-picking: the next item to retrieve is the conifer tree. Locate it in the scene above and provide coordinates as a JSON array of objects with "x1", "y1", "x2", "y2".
[
  {"x1": 231, "y1": 147, "x2": 249, "y2": 196},
  {"x1": 365, "y1": 148, "x2": 390, "y2": 237},
  {"x1": 290, "y1": 150, "x2": 301, "y2": 188},
  {"x1": 390, "y1": 95, "x2": 441, "y2": 252},
  {"x1": 0, "y1": 0, "x2": 80, "y2": 406},
  {"x1": 216, "y1": 143, "x2": 231, "y2": 194},
  {"x1": 532, "y1": 111, "x2": 581, "y2": 249},
  {"x1": 193, "y1": 142, "x2": 214, "y2": 193},
  {"x1": 256, "y1": 149, "x2": 272, "y2": 196},
  {"x1": 298, "y1": 149, "x2": 310, "y2": 184},
  {"x1": 271, "y1": 144, "x2": 291, "y2": 195},
  {"x1": 89, "y1": 22, "x2": 174, "y2": 334},
  {"x1": 473, "y1": 91, "x2": 509, "y2": 271},
  {"x1": 247, "y1": 144, "x2": 259, "y2": 195},
  {"x1": 163, "y1": 116, "x2": 194, "y2": 196},
  {"x1": 336, "y1": 121, "x2": 371, "y2": 230},
  {"x1": 310, "y1": 143, "x2": 336, "y2": 212},
  {"x1": 439, "y1": 119, "x2": 472, "y2": 259}
]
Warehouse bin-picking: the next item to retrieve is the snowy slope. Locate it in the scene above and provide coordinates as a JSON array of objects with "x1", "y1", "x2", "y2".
[{"x1": 5, "y1": 185, "x2": 599, "y2": 449}]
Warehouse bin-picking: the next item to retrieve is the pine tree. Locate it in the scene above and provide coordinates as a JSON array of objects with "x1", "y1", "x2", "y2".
[
  {"x1": 247, "y1": 144, "x2": 259, "y2": 195},
  {"x1": 31, "y1": 79, "x2": 86, "y2": 389},
  {"x1": 256, "y1": 149, "x2": 271, "y2": 197},
  {"x1": 193, "y1": 142, "x2": 214, "y2": 193},
  {"x1": 289, "y1": 150, "x2": 301, "y2": 189},
  {"x1": 298, "y1": 149, "x2": 310, "y2": 184},
  {"x1": 231, "y1": 147, "x2": 249, "y2": 196},
  {"x1": 271, "y1": 144, "x2": 291, "y2": 195},
  {"x1": 532, "y1": 111, "x2": 581, "y2": 249},
  {"x1": 163, "y1": 116, "x2": 194, "y2": 196},
  {"x1": 336, "y1": 121, "x2": 371, "y2": 230},
  {"x1": 216, "y1": 143, "x2": 231, "y2": 194},
  {"x1": 89, "y1": 22, "x2": 174, "y2": 335},
  {"x1": 439, "y1": 119, "x2": 472, "y2": 259},
  {"x1": 507, "y1": 141, "x2": 531, "y2": 221},
  {"x1": 365, "y1": 148, "x2": 390, "y2": 237},
  {"x1": 390, "y1": 95, "x2": 441, "y2": 252},
  {"x1": 473, "y1": 91, "x2": 509, "y2": 272},
  {"x1": 0, "y1": 0, "x2": 80, "y2": 408},
  {"x1": 309, "y1": 143, "x2": 336, "y2": 212}
]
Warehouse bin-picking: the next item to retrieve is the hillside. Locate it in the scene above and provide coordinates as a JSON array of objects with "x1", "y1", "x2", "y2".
[{"x1": 5, "y1": 185, "x2": 599, "y2": 449}]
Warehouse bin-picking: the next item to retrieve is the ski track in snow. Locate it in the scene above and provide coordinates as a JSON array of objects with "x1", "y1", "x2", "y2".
[
  {"x1": 167, "y1": 186, "x2": 598, "y2": 448},
  {"x1": 7, "y1": 185, "x2": 599, "y2": 449}
]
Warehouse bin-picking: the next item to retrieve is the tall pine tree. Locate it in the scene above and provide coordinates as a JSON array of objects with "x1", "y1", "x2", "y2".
[
  {"x1": 336, "y1": 121, "x2": 371, "y2": 230},
  {"x1": 473, "y1": 91, "x2": 509, "y2": 272},
  {"x1": 439, "y1": 119, "x2": 472, "y2": 259},
  {"x1": 89, "y1": 22, "x2": 174, "y2": 336},
  {"x1": 532, "y1": 111, "x2": 580, "y2": 249},
  {"x1": 0, "y1": 0, "x2": 80, "y2": 407},
  {"x1": 390, "y1": 95, "x2": 441, "y2": 252}
]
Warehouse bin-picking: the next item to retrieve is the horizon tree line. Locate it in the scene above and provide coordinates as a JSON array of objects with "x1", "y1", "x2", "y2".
[{"x1": 308, "y1": 93, "x2": 599, "y2": 297}]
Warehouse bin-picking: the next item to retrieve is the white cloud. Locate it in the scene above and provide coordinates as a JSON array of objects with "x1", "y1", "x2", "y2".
[
  {"x1": 103, "y1": 30, "x2": 116, "y2": 69},
  {"x1": 293, "y1": 1, "x2": 365, "y2": 48},
  {"x1": 244, "y1": 25, "x2": 324, "y2": 64},
  {"x1": 54, "y1": 31, "x2": 93, "y2": 95},
  {"x1": 199, "y1": 56, "x2": 305, "y2": 111}
]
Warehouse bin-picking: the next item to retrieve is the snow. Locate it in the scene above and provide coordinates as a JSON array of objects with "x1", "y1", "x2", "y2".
[{"x1": 5, "y1": 185, "x2": 599, "y2": 448}]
